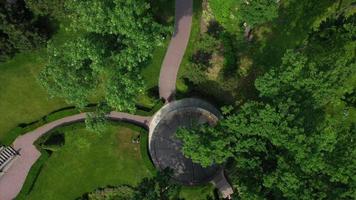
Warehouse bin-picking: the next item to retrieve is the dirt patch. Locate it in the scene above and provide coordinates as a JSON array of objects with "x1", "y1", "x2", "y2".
[
  {"x1": 201, "y1": 0, "x2": 214, "y2": 33},
  {"x1": 206, "y1": 52, "x2": 223, "y2": 80}
]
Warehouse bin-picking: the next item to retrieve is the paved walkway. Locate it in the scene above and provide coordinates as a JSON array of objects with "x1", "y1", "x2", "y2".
[
  {"x1": 0, "y1": 112, "x2": 150, "y2": 200},
  {"x1": 159, "y1": 0, "x2": 193, "y2": 102}
]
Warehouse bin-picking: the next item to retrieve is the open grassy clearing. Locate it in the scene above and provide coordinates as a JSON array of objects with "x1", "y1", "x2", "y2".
[
  {"x1": 0, "y1": 51, "x2": 67, "y2": 141},
  {"x1": 19, "y1": 123, "x2": 152, "y2": 200}
]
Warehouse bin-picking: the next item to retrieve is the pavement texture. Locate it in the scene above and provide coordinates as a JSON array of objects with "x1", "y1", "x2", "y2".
[
  {"x1": 149, "y1": 99, "x2": 221, "y2": 185},
  {"x1": 159, "y1": 0, "x2": 193, "y2": 102}
]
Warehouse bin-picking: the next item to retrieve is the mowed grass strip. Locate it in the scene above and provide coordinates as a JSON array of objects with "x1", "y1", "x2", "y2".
[
  {"x1": 24, "y1": 123, "x2": 152, "y2": 200},
  {"x1": 0, "y1": 51, "x2": 67, "y2": 141}
]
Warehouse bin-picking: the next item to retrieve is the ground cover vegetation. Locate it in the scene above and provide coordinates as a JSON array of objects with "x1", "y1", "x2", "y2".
[{"x1": 177, "y1": 1, "x2": 356, "y2": 199}]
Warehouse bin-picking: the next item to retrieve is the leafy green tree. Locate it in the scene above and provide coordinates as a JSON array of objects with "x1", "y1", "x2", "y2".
[
  {"x1": 133, "y1": 168, "x2": 182, "y2": 200},
  {"x1": 178, "y1": 12, "x2": 356, "y2": 199},
  {"x1": 0, "y1": 0, "x2": 51, "y2": 61},
  {"x1": 25, "y1": 0, "x2": 65, "y2": 18},
  {"x1": 85, "y1": 103, "x2": 111, "y2": 133},
  {"x1": 176, "y1": 124, "x2": 234, "y2": 167},
  {"x1": 40, "y1": 0, "x2": 167, "y2": 112},
  {"x1": 39, "y1": 38, "x2": 100, "y2": 108},
  {"x1": 256, "y1": 16, "x2": 355, "y2": 108}
]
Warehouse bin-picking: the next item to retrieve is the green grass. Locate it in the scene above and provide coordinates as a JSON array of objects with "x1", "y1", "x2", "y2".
[
  {"x1": 16, "y1": 150, "x2": 51, "y2": 200},
  {"x1": 21, "y1": 123, "x2": 152, "y2": 200},
  {"x1": 16, "y1": 122, "x2": 214, "y2": 199},
  {"x1": 139, "y1": 130, "x2": 157, "y2": 173},
  {"x1": 0, "y1": 51, "x2": 68, "y2": 142},
  {"x1": 141, "y1": 37, "x2": 171, "y2": 90},
  {"x1": 180, "y1": 185, "x2": 215, "y2": 200}
]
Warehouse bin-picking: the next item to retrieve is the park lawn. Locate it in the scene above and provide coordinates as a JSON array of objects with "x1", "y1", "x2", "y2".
[
  {"x1": 0, "y1": 19, "x2": 86, "y2": 143},
  {"x1": 0, "y1": 51, "x2": 67, "y2": 141},
  {"x1": 18, "y1": 122, "x2": 214, "y2": 200},
  {"x1": 180, "y1": 185, "x2": 215, "y2": 200},
  {"x1": 23, "y1": 123, "x2": 152, "y2": 200}
]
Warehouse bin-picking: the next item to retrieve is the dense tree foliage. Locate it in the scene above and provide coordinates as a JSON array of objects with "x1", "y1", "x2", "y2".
[
  {"x1": 209, "y1": 0, "x2": 279, "y2": 32},
  {"x1": 0, "y1": 0, "x2": 51, "y2": 61},
  {"x1": 39, "y1": 0, "x2": 167, "y2": 112},
  {"x1": 85, "y1": 103, "x2": 111, "y2": 133},
  {"x1": 177, "y1": 124, "x2": 233, "y2": 167},
  {"x1": 133, "y1": 169, "x2": 181, "y2": 200},
  {"x1": 25, "y1": 0, "x2": 65, "y2": 18},
  {"x1": 178, "y1": 12, "x2": 356, "y2": 199}
]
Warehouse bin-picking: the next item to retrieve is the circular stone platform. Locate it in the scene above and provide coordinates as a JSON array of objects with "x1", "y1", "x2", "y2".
[{"x1": 149, "y1": 98, "x2": 221, "y2": 185}]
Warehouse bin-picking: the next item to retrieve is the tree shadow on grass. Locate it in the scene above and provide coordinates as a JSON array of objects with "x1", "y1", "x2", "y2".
[{"x1": 238, "y1": 0, "x2": 337, "y2": 71}]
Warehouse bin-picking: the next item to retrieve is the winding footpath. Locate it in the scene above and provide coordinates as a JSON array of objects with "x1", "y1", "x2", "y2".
[
  {"x1": 0, "y1": 0, "x2": 233, "y2": 199},
  {"x1": 0, "y1": 112, "x2": 150, "y2": 200},
  {"x1": 159, "y1": 0, "x2": 193, "y2": 102}
]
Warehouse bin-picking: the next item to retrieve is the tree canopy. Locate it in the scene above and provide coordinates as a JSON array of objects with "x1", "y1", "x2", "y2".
[
  {"x1": 178, "y1": 12, "x2": 356, "y2": 199},
  {"x1": 133, "y1": 169, "x2": 181, "y2": 200},
  {"x1": 39, "y1": 0, "x2": 168, "y2": 112},
  {"x1": 25, "y1": 0, "x2": 65, "y2": 18},
  {"x1": 0, "y1": 0, "x2": 52, "y2": 61}
]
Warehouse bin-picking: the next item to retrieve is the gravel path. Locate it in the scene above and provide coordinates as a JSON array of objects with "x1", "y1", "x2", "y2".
[
  {"x1": 0, "y1": 112, "x2": 150, "y2": 200},
  {"x1": 159, "y1": 0, "x2": 193, "y2": 102}
]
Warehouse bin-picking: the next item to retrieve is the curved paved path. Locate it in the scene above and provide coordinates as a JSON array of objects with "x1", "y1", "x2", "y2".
[
  {"x1": 159, "y1": 0, "x2": 193, "y2": 102},
  {"x1": 0, "y1": 112, "x2": 150, "y2": 200}
]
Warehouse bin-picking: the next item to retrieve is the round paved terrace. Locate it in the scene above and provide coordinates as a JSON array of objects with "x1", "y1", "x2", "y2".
[{"x1": 149, "y1": 98, "x2": 221, "y2": 185}]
